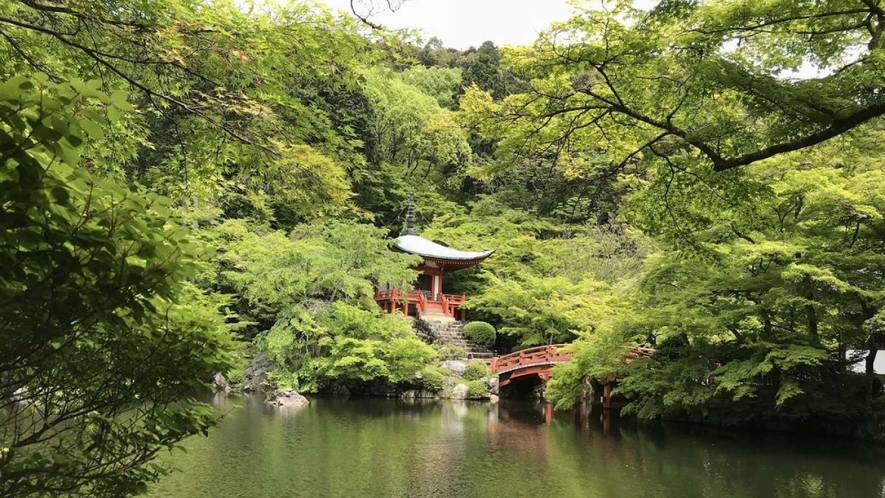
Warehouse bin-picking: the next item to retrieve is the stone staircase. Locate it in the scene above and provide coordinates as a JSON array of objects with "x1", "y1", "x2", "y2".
[{"x1": 420, "y1": 315, "x2": 493, "y2": 361}]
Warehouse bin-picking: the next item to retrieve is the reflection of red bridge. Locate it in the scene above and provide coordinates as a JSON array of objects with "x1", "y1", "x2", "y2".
[{"x1": 489, "y1": 344, "x2": 655, "y2": 407}]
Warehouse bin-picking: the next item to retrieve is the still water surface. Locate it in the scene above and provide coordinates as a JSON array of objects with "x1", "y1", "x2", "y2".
[{"x1": 148, "y1": 396, "x2": 885, "y2": 498}]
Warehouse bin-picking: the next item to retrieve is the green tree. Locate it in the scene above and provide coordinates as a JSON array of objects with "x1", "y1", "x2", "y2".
[
  {"x1": 353, "y1": 68, "x2": 471, "y2": 229},
  {"x1": 461, "y1": 0, "x2": 885, "y2": 194},
  {"x1": 0, "y1": 0, "x2": 369, "y2": 217},
  {"x1": 401, "y1": 66, "x2": 462, "y2": 109},
  {"x1": 459, "y1": 41, "x2": 528, "y2": 101},
  {"x1": 0, "y1": 77, "x2": 233, "y2": 496},
  {"x1": 548, "y1": 131, "x2": 885, "y2": 424}
]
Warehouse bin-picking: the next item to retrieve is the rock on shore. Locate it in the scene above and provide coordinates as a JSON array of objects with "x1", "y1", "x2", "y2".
[{"x1": 265, "y1": 389, "x2": 310, "y2": 408}]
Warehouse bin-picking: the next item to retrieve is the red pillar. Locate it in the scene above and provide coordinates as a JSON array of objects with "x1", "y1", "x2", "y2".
[
  {"x1": 603, "y1": 381, "x2": 612, "y2": 410},
  {"x1": 544, "y1": 402, "x2": 553, "y2": 424}
]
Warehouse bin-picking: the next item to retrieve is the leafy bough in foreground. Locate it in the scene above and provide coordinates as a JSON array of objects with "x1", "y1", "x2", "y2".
[{"x1": 0, "y1": 76, "x2": 233, "y2": 496}]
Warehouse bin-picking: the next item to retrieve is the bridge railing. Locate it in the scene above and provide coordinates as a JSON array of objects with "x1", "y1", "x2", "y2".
[
  {"x1": 626, "y1": 346, "x2": 655, "y2": 363},
  {"x1": 374, "y1": 289, "x2": 427, "y2": 313},
  {"x1": 490, "y1": 344, "x2": 655, "y2": 375},
  {"x1": 490, "y1": 344, "x2": 572, "y2": 374}
]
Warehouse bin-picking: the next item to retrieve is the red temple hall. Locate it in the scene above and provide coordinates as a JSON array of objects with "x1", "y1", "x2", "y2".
[{"x1": 375, "y1": 199, "x2": 493, "y2": 321}]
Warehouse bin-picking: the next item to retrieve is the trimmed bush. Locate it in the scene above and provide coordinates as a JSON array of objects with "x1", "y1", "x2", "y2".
[
  {"x1": 420, "y1": 366, "x2": 446, "y2": 392},
  {"x1": 464, "y1": 321, "x2": 496, "y2": 348},
  {"x1": 437, "y1": 344, "x2": 466, "y2": 360},
  {"x1": 466, "y1": 379, "x2": 488, "y2": 399},
  {"x1": 462, "y1": 361, "x2": 489, "y2": 381}
]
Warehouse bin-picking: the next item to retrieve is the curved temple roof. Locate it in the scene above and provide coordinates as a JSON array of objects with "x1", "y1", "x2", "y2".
[{"x1": 395, "y1": 234, "x2": 494, "y2": 262}]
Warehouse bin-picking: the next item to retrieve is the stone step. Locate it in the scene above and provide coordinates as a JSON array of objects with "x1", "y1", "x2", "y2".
[{"x1": 417, "y1": 317, "x2": 491, "y2": 361}]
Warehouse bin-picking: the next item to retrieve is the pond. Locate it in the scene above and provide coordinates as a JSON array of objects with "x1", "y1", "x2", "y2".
[{"x1": 147, "y1": 395, "x2": 885, "y2": 498}]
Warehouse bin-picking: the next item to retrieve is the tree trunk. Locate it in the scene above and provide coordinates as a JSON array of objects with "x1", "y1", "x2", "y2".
[
  {"x1": 806, "y1": 303, "x2": 819, "y2": 343},
  {"x1": 866, "y1": 342, "x2": 878, "y2": 404},
  {"x1": 803, "y1": 279, "x2": 818, "y2": 343},
  {"x1": 861, "y1": 300, "x2": 879, "y2": 402}
]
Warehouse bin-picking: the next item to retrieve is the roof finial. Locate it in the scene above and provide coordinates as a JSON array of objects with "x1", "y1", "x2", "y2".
[{"x1": 402, "y1": 191, "x2": 417, "y2": 236}]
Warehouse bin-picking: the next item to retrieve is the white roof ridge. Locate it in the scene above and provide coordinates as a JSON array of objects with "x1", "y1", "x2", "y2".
[{"x1": 394, "y1": 234, "x2": 494, "y2": 261}]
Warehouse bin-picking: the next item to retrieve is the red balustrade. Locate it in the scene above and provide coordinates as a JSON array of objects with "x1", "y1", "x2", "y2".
[
  {"x1": 375, "y1": 290, "x2": 468, "y2": 318},
  {"x1": 490, "y1": 344, "x2": 654, "y2": 378},
  {"x1": 490, "y1": 345, "x2": 573, "y2": 375},
  {"x1": 374, "y1": 289, "x2": 428, "y2": 314}
]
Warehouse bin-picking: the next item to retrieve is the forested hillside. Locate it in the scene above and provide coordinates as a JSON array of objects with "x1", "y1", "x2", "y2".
[{"x1": 1, "y1": 0, "x2": 884, "y2": 495}]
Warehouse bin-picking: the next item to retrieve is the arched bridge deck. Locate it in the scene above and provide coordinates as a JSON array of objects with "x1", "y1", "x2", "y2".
[
  {"x1": 490, "y1": 345, "x2": 572, "y2": 387},
  {"x1": 489, "y1": 344, "x2": 655, "y2": 388}
]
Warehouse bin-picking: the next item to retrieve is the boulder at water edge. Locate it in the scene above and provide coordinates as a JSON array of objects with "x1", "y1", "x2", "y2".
[
  {"x1": 444, "y1": 360, "x2": 467, "y2": 377},
  {"x1": 451, "y1": 383, "x2": 469, "y2": 400},
  {"x1": 243, "y1": 353, "x2": 273, "y2": 392},
  {"x1": 401, "y1": 389, "x2": 438, "y2": 400},
  {"x1": 266, "y1": 389, "x2": 310, "y2": 408},
  {"x1": 483, "y1": 376, "x2": 499, "y2": 395}
]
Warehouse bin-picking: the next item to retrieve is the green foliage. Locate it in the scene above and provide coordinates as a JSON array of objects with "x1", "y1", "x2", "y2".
[
  {"x1": 545, "y1": 361, "x2": 587, "y2": 409},
  {"x1": 420, "y1": 366, "x2": 447, "y2": 392},
  {"x1": 0, "y1": 0, "x2": 370, "y2": 220},
  {"x1": 352, "y1": 68, "x2": 472, "y2": 229},
  {"x1": 462, "y1": 362, "x2": 489, "y2": 381},
  {"x1": 466, "y1": 380, "x2": 489, "y2": 399},
  {"x1": 464, "y1": 322, "x2": 496, "y2": 349},
  {"x1": 423, "y1": 198, "x2": 645, "y2": 348},
  {"x1": 3, "y1": 7, "x2": 884, "y2": 494},
  {"x1": 400, "y1": 66, "x2": 462, "y2": 109},
  {"x1": 548, "y1": 131, "x2": 885, "y2": 424},
  {"x1": 215, "y1": 218, "x2": 436, "y2": 390},
  {"x1": 0, "y1": 77, "x2": 233, "y2": 497},
  {"x1": 464, "y1": 1, "x2": 885, "y2": 178},
  {"x1": 437, "y1": 344, "x2": 467, "y2": 361}
]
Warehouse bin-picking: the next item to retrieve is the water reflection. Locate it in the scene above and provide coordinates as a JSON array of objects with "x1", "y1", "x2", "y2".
[{"x1": 147, "y1": 396, "x2": 885, "y2": 498}]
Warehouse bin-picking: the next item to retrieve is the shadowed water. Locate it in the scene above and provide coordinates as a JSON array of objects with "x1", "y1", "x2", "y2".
[{"x1": 147, "y1": 395, "x2": 885, "y2": 498}]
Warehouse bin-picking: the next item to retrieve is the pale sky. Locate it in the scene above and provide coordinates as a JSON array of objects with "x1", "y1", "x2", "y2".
[{"x1": 320, "y1": 0, "x2": 577, "y2": 49}]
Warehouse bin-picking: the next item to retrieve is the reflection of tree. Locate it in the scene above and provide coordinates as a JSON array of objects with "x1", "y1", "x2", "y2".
[{"x1": 544, "y1": 417, "x2": 885, "y2": 498}]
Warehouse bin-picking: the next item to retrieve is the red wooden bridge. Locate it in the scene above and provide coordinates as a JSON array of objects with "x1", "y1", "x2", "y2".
[
  {"x1": 490, "y1": 345, "x2": 573, "y2": 387},
  {"x1": 488, "y1": 344, "x2": 655, "y2": 407}
]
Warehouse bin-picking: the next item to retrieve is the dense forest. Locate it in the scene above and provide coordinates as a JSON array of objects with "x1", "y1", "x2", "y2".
[{"x1": 1, "y1": 0, "x2": 884, "y2": 495}]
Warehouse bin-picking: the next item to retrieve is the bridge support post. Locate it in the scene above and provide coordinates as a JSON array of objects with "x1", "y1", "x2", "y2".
[
  {"x1": 602, "y1": 381, "x2": 612, "y2": 411},
  {"x1": 544, "y1": 402, "x2": 554, "y2": 424}
]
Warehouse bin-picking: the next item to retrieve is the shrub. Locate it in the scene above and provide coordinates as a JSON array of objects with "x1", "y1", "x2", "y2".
[
  {"x1": 467, "y1": 379, "x2": 488, "y2": 399},
  {"x1": 463, "y1": 361, "x2": 489, "y2": 381},
  {"x1": 464, "y1": 321, "x2": 496, "y2": 348},
  {"x1": 226, "y1": 367, "x2": 245, "y2": 387},
  {"x1": 420, "y1": 366, "x2": 446, "y2": 392},
  {"x1": 437, "y1": 344, "x2": 466, "y2": 360}
]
